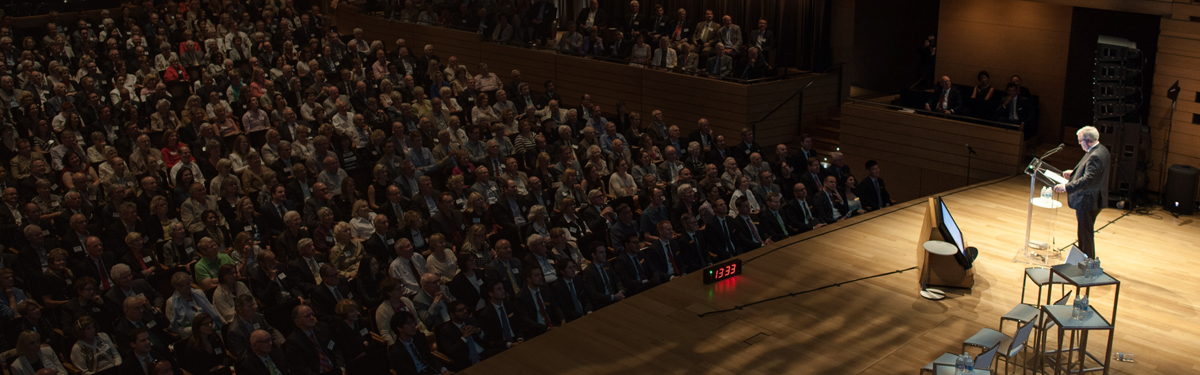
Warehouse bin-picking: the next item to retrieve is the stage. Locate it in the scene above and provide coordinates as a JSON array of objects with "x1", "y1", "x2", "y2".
[{"x1": 460, "y1": 175, "x2": 1200, "y2": 374}]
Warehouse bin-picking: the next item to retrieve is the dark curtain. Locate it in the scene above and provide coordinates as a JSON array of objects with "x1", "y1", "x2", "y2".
[{"x1": 601, "y1": 0, "x2": 832, "y2": 70}]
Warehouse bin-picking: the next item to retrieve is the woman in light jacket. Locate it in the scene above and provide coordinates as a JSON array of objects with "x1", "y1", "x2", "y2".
[
  {"x1": 164, "y1": 271, "x2": 226, "y2": 339},
  {"x1": 210, "y1": 264, "x2": 251, "y2": 323},
  {"x1": 10, "y1": 330, "x2": 68, "y2": 375},
  {"x1": 69, "y1": 316, "x2": 122, "y2": 375},
  {"x1": 374, "y1": 277, "x2": 425, "y2": 345}
]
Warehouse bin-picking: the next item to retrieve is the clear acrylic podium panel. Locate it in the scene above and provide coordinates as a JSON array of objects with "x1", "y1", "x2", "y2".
[{"x1": 1013, "y1": 158, "x2": 1067, "y2": 266}]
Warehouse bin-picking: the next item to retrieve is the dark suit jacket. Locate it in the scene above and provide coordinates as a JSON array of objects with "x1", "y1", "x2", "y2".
[
  {"x1": 646, "y1": 239, "x2": 686, "y2": 278},
  {"x1": 491, "y1": 197, "x2": 530, "y2": 232},
  {"x1": 310, "y1": 283, "x2": 352, "y2": 324},
  {"x1": 388, "y1": 333, "x2": 445, "y2": 375},
  {"x1": 994, "y1": 95, "x2": 1033, "y2": 124},
  {"x1": 485, "y1": 257, "x2": 523, "y2": 296},
  {"x1": 436, "y1": 317, "x2": 495, "y2": 371},
  {"x1": 613, "y1": 251, "x2": 658, "y2": 295},
  {"x1": 362, "y1": 230, "x2": 398, "y2": 265},
  {"x1": 226, "y1": 314, "x2": 284, "y2": 360},
  {"x1": 811, "y1": 190, "x2": 849, "y2": 224},
  {"x1": 73, "y1": 253, "x2": 117, "y2": 289},
  {"x1": 514, "y1": 285, "x2": 562, "y2": 329},
  {"x1": 248, "y1": 264, "x2": 304, "y2": 308},
  {"x1": 284, "y1": 324, "x2": 343, "y2": 375},
  {"x1": 856, "y1": 176, "x2": 892, "y2": 212},
  {"x1": 575, "y1": 8, "x2": 609, "y2": 32},
  {"x1": 729, "y1": 141, "x2": 761, "y2": 168},
  {"x1": 728, "y1": 215, "x2": 764, "y2": 251},
  {"x1": 105, "y1": 279, "x2": 164, "y2": 309},
  {"x1": 447, "y1": 271, "x2": 484, "y2": 315},
  {"x1": 675, "y1": 231, "x2": 709, "y2": 271},
  {"x1": 260, "y1": 200, "x2": 296, "y2": 237},
  {"x1": 119, "y1": 347, "x2": 182, "y2": 375},
  {"x1": 927, "y1": 86, "x2": 964, "y2": 114},
  {"x1": 476, "y1": 299, "x2": 536, "y2": 344},
  {"x1": 702, "y1": 217, "x2": 738, "y2": 261},
  {"x1": 274, "y1": 230, "x2": 311, "y2": 263},
  {"x1": 235, "y1": 349, "x2": 291, "y2": 375},
  {"x1": 551, "y1": 276, "x2": 591, "y2": 322},
  {"x1": 582, "y1": 262, "x2": 621, "y2": 310},
  {"x1": 286, "y1": 255, "x2": 327, "y2": 297},
  {"x1": 784, "y1": 197, "x2": 822, "y2": 234},
  {"x1": 284, "y1": 176, "x2": 313, "y2": 206},
  {"x1": 1065, "y1": 144, "x2": 1111, "y2": 211},
  {"x1": 113, "y1": 313, "x2": 173, "y2": 350},
  {"x1": 758, "y1": 209, "x2": 791, "y2": 242}
]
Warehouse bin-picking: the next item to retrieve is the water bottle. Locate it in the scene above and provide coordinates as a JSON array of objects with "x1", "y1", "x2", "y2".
[
  {"x1": 1081, "y1": 295, "x2": 1090, "y2": 320},
  {"x1": 955, "y1": 353, "x2": 965, "y2": 374},
  {"x1": 964, "y1": 352, "x2": 974, "y2": 372},
  {"x1": 1075, "y1": 295, "x2": 1084, "y2": 319}
]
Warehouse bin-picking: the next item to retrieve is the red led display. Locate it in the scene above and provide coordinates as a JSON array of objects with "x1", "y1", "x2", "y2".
[{"x1": 703, "y1": 259, "x2": 743, "y2": 284}]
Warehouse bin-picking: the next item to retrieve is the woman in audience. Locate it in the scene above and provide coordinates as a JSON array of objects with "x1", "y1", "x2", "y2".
[
  {"x1": 13, "y1": 301, "x2": 57, "y2": 347},
  {"x1": 227, "y1": 232, "x2": 262, "y2": 276},
  {"x1": 720, "y1": 157, "x2": 742, "y2": 191},
  {"x1": 444, "y1": 173, "x2": 470, "y2": 211},
  {"x1": 230, "y1": 196, "x2": 264, "y2": 244},
  {"x1": 471, "y1": 93, "x2": 499, "y2": 126},
  {"x1": 552, "y1": 198, "x2": 588, "y2": 241},
  {"x1": 366, "y1": 165, "x2": 390, "y2": 211},
  {"x1": 632, "y1": 151, "x2": 657, "y2": 190},
  {"x1": 581, "y1": 164, "x2": 608, "y2": 197},
  {"x1": 556, "y1": 168, "x2": 584, "y2": 208},
  {"x1": 38, "y1": 249, "x2": 74, "y2": 310},
  {"x1": 462, "y1": 224, "x2": 493, "y2": 269},
  {"x1": 350, "y1": 199, "x2": 378, "y2": 241},
  {"x1": 122, "y1": 232, "x2": 162, "y2": 280},
  {"x1": 332, "y1": 298, "x2": 373, "y2": 365},
  {"x1": 229, "y1": 135, "x2": 254, "y2": 174},
  {"x1": 609, "y1": 158, "x2": 637, "y2": 197},
  {"x1": 425, "y1": 233, "x2": 458, "y2": 283},
  {"x1": 375, "y1": 277, "x2": 423, "y2": 345},
  {"x1": 165, "y1": 271, "x2": 225, "y2": 339},
  {"x1": 10, "y1": 330, "x2": 68, "y2": 375},
  {"x1": 58, "y1": 277, "x2": 116, "y2": 336},
  {"x1": 176, "y1": 313, "x2": 234, "y2": 375},
  {"x1": 335, "y1": 177, "x2": 362, "y2": 220},
  {"x1": 522, "y1": 204, "x2": 551, "y2": 242},
  {"x1": 195, "y1": 210, "x2": 231, "y2": 250},
  {"x1": 728, "y1": 176, "x2": 761, "y2": 217},
  {"x1": 354, "y1": 254, "x2": 387, "y2": 305},
  {"x1": 530, "y1": 152, "x2": 554, "y2": 191},
  {"x1": 211, "y1": 264, "x2": 250, "y2": 322},
  {"x1": 630, "y1": 33, "x2": 652, "y2": 66},
  {"x1": 174, "y1": 168, "x2": 196, "y2": 204},
  {"x1": 547, "y1": 227, "x2": 585, "y2": 271},
  {"x1": 312, "y1": 207, "x2": 338, "y2": 254},
  {"x1": 842, "y1": 175, "x2": 868, "y2": 217},
  {"x1": 240, "y1": 150, "x2": 268, "y2": 197},
  {"x1": 69, "y1": 315, "x2": 122, "y2": 375},
  {"x1": 85, "y1": 132, "x2": 111, "y2": 165},
  {"x1": 972, "y1": 70, "x2": 995, "y2": 100},
  {"x1": 462, "y1": 192, "x2": 494, "y2": 233}
]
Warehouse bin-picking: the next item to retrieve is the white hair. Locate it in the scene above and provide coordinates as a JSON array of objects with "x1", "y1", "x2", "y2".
[{"x1": 1077, "y1": 126, "x2": 1100, "y2": 143}]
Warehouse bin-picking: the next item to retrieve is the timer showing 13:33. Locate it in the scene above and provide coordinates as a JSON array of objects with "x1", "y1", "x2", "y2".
[{"x1": 703, "y1": 259, "x2": 742, "y2": 284}]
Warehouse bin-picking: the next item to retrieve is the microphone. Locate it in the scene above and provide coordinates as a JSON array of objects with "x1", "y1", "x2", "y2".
[
  {"x1": 965, "y1": 143, "x2": 977, "y2": 155},
  {"x1": 1040, "y1": 143, "x2": 1065, "y2": 159}
]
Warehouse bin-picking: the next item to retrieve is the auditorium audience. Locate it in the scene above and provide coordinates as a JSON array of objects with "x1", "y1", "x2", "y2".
[{"x1": 0, "y1": 3, "x2": 880, "y2": 373}]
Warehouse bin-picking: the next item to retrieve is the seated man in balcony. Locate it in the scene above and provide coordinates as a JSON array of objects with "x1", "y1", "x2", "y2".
[{"x1": 924, "y1": 76, "x2": 962, "y2": 115}]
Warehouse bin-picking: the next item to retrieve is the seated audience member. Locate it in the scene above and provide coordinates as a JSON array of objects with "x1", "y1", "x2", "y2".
[
  {"x1": 924, "y1": 75, "x2": 962, "y2": 115},
  {"x1": 972, "y1": 70, "x2": 995, "y2": 100},
  {"x1": 388, "y1": 311, "x2": 452, "y2": 375},
  {"x1": 284, "y1": 304, "x2": 343, "y2": 375},
  {"x1": 856, "y1": 160, "x2": 893, "y2": 212},
  {"x1": 812, "y1": 175, "x2": 850, "y2": 223}
]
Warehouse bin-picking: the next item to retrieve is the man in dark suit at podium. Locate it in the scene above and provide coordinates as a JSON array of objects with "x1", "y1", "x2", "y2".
[{"x1": 1053, "y1": 126, "x2": 1110, "y2": 258}]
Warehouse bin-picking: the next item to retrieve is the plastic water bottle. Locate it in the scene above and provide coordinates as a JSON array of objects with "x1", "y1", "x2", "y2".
[
  {"x1": 1081, "y1": 295, "x2": 1090, "y2": 320},
  {"x1": 955, "y1": 353, "x2": 965, "y2": 374},
  {"x1": 964, "y1": 352, "x2": 974, "y2": 372},
  {"x1": 1075, "y1": 295, "x2": 1084, "y2": 319}
]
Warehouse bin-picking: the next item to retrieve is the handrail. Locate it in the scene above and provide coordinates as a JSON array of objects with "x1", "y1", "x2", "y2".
[
  {"x1": 845, "y1": 98, "x2": 1022, "y2": 131},
  {"x1": 749, "y1": 62, "x2": 844, "y2": 131}
]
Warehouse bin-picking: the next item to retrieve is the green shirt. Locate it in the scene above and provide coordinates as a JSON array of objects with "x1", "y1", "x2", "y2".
[{"x1": 194, "y1": 253, "x2": 234, "y2": 284}]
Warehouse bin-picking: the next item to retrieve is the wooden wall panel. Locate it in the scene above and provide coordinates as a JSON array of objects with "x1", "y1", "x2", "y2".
[
  {"x1": 1148, "y1": 17, "x2": 1200, "y2": 201},
  {"x1": 333, "y1": 4, "x2": 837, "y2": 148},
  {"x1": 840, "y1": 102, "x2": 1025, "y2": 201},
  {"x1": 936, "y1": 0, "x2": 1073, "y2": 144}
]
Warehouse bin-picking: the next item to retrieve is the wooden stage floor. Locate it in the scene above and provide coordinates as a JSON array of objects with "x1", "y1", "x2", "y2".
[{"x1": 462, "y1": 176, "x2": 1200, "y2": 374}]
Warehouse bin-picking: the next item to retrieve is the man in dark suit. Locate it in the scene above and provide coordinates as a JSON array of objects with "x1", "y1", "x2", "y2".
[
  {"x1": 812, "y1": 175, "x2": 849, "y2": 224},
  {"x1": 513, "y1": 266, "x2": 559, "y2": 334},
  {"x1": 800, "y1": 157, "x2": 825, "y2": 197},
  {"x1": 758, "y1": 192, "x2": 793, "y2": 243},
  {"x1": 925, "y1": 75, "x2": 963, "y2": 115},
  {"x1": 550, "y1": 259, "x2": 591, "y2": 322},
  {"x1": 747, "y1": 19, "x2": 776, "y2": 61},
  {"x1": 646, "y1": 4, "x2": 670, "y2": 39},
  {"x1": 105, "y1": 202, "x2": 144, "y2": 258},
  {"x1": 308, "y1": 264, "x2": 352, "y2": 324},
  {"x1": 119, "y1": 329, "x2": 182, "y2": 375},
  {"x1": 676, "y1": 213, "x2": 711, "y2": 271},
  {"x1": 619, "y1": 1, "x2": 646, "y2": 36},
  {"x1": 106, "y1": 265, "x2": 164, "y2": 309},
  {"x1": 857, "y1": 160, "x2": 893, "y2": 212},
  {"x1": 227, "y1": 294, "x2": 288, "y2": 360},
  {"x1": 729, "y1": 128, "x2": 762, "y2": 169},
  {"x1": 526, "y1": 0, "x2": 557, "y2": 45},
  {"x1": 274, "y1": 212, "x2": 310, "y2": 264},
  {"x1": 703, "y1": 199, "x2": 740, "y2": 261},
  {"x1": 303, "y1": 182, "x2": 337, "y2": 228},
  {"x1": 75, "y1": 236, "x2": 117, "y2": 291},
  {"x1": 613, "y1": 233, "x2": 659, "y2": 296},
  {"x1": 538, "y1": 80, "x2": 561, "y2": 109},
  {"x1": 284, "y1": 305, "x2": 343, "y2": 375},
  {"x1": 476, "y1": 280, "x2": 535, "y2": 349},
  {"x1": 448, "y1": 254, "x2": 486, "y2": 314},
  {"x1": 484, "y1": 240, "x2": 523, "y2": 297},
  {"x1": 784, "y1": 183, "x2": 825, "y2": 234},
  {"x1": 248, "y1": 250, "x2": 305, "y2": 319},
  {"x1": 574, "y1": 0, "x2": 608, "y2": 34},
  {"x1": 388, "y1": 311, "x2": 451, "y2": 375},
  {"x1": 379, "y1": 185, "x2": 411, "y2": 229},
  {"x1": 363, "y1": 215, "x2": 398, "y2": 263},
  {"x1": 260, "y1": 185, "x2": 295, "y2": 238},
  {"x1": 436, "y1": 300, "x2": 502, "y2": 371},
  {"x1": 113, "y1": 296, "x2": 174, "y2": 351},
  {"x1": 646, "y1": 220, "x2": 688, "y2": 281},
  {"x1": 705, "y1": 135, "x2": 732, "y2": 167},
  {"x1": 995, "y1": 82, "x2": 1036, "y2": 140},
  {"x1": 581, "y1": 242, "x2": 624, "y2": 310},
  {"x1": 236, "y1": 329, "x2": 291, "y2": 375},
  {"x1": 431, "y1": 192, "x2": 467, "y2": 246},
  {"x1": 491, "y1": 179, "x2": 530, "y2": 233},
  {"x1": 1053, "y1": 126, "x2": 1110, "y2": 258},
  {"x1": 729, "y1": 197, "x2": 766, "y2": 250},
  {"x1": 285, "y1": 164, "x2": 315, "y2": 214}
]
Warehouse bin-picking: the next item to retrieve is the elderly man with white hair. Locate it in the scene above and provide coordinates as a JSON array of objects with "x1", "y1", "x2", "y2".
[{"x1": 1052, "y1": 126, "x2": 1110, "y2": 258}]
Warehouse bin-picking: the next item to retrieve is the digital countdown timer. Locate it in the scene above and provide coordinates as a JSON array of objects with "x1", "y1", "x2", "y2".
[{"x1": 703, "y1": 259, "x2": 743, "y2": 284}]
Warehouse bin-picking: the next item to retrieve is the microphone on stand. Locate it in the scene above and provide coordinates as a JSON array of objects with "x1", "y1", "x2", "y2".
[
  {"x1": 965, "y1": 144, "x2": 977, "y2": 155},
  {"x1": 1041, "y1": 143, "x2": 1065, "y2": 160}
]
